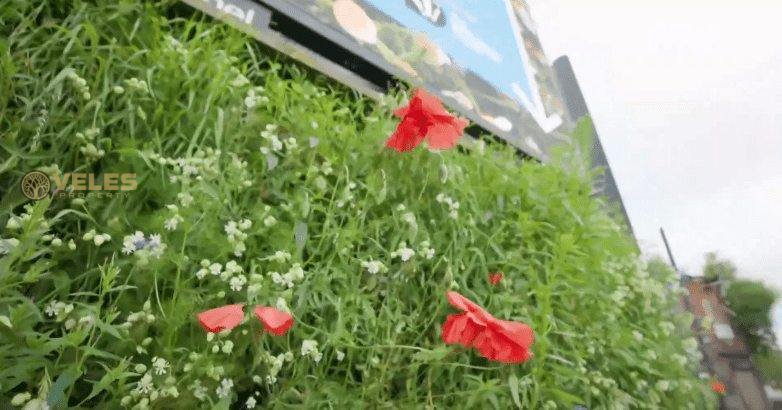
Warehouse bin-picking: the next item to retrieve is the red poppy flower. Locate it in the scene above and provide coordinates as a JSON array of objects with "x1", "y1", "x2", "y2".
[
  {"x1": 442, "y1": 291, "x2": 534, "y2": 364},
  {"x1": 253, "y1": 306, "x2": 294, "y2": 336},
  {"x1": 386, "y1": 88, "x2": 469, "y2": 152},
  {"x1": 488, "y1": 272, "x2": 504, "y2": 286},
  {"x1": 710, "y1": 380, "x2": 726, "y2": 394},
  {"x1": 197, "y1": 304, "x2": 245, "y2": 333}
]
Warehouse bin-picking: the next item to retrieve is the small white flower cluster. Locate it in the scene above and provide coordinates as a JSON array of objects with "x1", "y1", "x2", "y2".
[
  {"x1": 124, "y1": 77, "x2": 150, "y2": 94},
  {"x1": 436, "y1": 193, "x2": 460, "y2": 219},
  {"x1": 64, "y1": 67, "x2": 91, "y2": 100},
  {"x1": 122, "y1": 231, "x2": 166, "y2": 258},
  {"x1": 10, "y1": 392, "x2": 49, "y2": 409},
  {"x1": 260, "y1": 351, "x2": 294, "y2": 385},
  {"x1": 609, "y1": 285, "x2": 630, "y2": 307},
  {"x1": 164, "y1": 204, "x2": 185, "y2": 231},
  {"x1": 121, "y1": 357, "x2": 179, "y2": 408},
  {"x1": 164, "y1": 35, "x2": 188, "y2": 57},
  {"x1": 260, "y1": 124, "x2": 283, "y2": 154},
  {"x1": 151, "y1": 357, "x2": 170, "y2": 375},
  {"x1": 361, "y1": 260, "x2": 387, "y2": 274},
  {"x1": 75, "y1": 127, "x2": 106, "y2": 160},
  {"x1": 300, "y1": 339, "x2": 322, "y2": 363},
  {"x1": 44, "y1": 299, "x2": 73, "y2": 321},
  {"x1": 0, "y1": 238, "x2": 19, "y2": 255},
  {"x1": 189, "y1": 379, "x2": 209, "y2": 402},
  {"x1": 228, "y1": 153, "x2": 254, "y2": 189},
  {"x1": 269, "y1": 263, "x2": 305, "y2": 289},
  {"x1": 244, "y1": 86, "x2": 269, "y2": 109},
  {"x1": 391, "y1": 242, "x2": 415, "y2": 262},
  {"x1": 267, "y1": 250, "x2": 291, "y2": 263},
  {"x1": 335, "y1": 181, "x2": 357, "y2": 209},
  {"x1": 230, "y1": 67, "x2": 250, "y2": 88},
  {"x1": 83, "y1": 229, "x2": 112, "y2": 247},
  {"x1": 224, "y1": 219, "x2": 252, "y2": 257},
  {"x1": 122, "y1": 300, "x2": 156, "y2": 331},
  {"x1": 196, "y1": 259, "x2": 248, "y2": 292},
  {"x1": 259, "y1": 124, "x2": 298, "y2": 158},
  {"x1": 177, "y1": 192, "x2": 194, "y2": 207},
  {"x1": 146, "y1": 148, "x2": 221, "y2": 183},
  {"x1": 5, "y1": 205, "x2": 35, "y2": 231},
  {"x1": 419, "y1": 241, "x2": 436, "y2": 260},
  {"x1": 401, "y1": 211, "x2": 417, "y2": 228},
  {"x1": 40, "y1": 234, "x2": 64, "y2": 248},
  {"x1": 215, "y1": 378, "x2": 233, "y2": 399},
  {"x1": 308, "y1": 159, "x2": 334, "y2": 191},
  {"x1": 207, "y1": 333, "x2": 235, "y2": 355},
  {"x1": 632, "y1": 330, "x2": 644, "y2": 342}
]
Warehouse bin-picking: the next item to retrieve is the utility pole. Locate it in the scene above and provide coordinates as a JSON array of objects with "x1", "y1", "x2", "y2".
[{"x1": 659, "y1": 227, "x2": 678, "y2": 271}]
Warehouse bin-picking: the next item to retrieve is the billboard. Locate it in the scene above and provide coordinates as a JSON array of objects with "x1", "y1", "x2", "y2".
[{"x1": 182, "y1": 0, "x2": 571, "y2": 159}]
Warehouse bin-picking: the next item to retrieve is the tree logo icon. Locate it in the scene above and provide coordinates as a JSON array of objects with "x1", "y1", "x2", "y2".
[{"x1": 21, "y1": 171, "x2": 51, "y2": 200}]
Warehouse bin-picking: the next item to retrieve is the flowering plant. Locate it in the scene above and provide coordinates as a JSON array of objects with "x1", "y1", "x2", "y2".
[{"x1": 0, "y1": 2, "x2": 712, "y2": 409}]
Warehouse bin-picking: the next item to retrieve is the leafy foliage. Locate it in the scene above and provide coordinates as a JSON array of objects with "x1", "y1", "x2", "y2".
[
  {"x1": 754, "y1": 350, "x2": 782, "y2": 388},
  {"x1": 702, "y1": 251, "x2": 737, "y2": 282},
  {"x1": 725, "y1": 280, "x2": 778, "y2": 352},
  {"x1": 0, "y1": 1, "x2": 712, "y2": 408}
]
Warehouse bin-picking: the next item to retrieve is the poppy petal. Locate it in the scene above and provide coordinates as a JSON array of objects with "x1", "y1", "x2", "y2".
[
  {"x1": 442, "y1": 313, "x2": 469, "y2": 345},
  {"x1": 494, "y1": 319, "x2": 535, "y2": 349},
  {"x1": 442, "y1": 291, "x2": 535, "y2": 364},
  {"x1": 386, "y1": 88, "x2": 465, "y2": 152},
  {"x1": 414, "y1": 88, "x2": 449, "y2": 116},
  {"x1": 446, "y1": 291, "x2": 471, "y2": 311},
  {"x1": 425, "y1": 116, "x2": 468, "y2": 150},
  {"x1": 253, "y1": 306, "x2": 294, "y2": 336},
  {"x1": 458, "y1": 318, "x2": 483, "y2": 347},
  {"x1": 197, "y1": 304, "x2": 245, "y2": 333},
  {"x1": 386, "y1": 116, "x2": 425, "y2": 152}
]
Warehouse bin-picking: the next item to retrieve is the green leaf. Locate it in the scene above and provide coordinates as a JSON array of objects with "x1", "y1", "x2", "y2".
[
  {"x1": 47, "y1": 366, "x2": 81, "y2": 409},
  {"x1": 508, "y1": 373, "x2": 521, "y2": 409}
]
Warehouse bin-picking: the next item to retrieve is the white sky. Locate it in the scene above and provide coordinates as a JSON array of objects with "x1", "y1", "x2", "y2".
[{"x1": 526, "y1": 0, "x2": 782, "y2": 336}]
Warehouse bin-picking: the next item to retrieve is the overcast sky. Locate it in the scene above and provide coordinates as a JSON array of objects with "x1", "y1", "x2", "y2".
[{"x1": 526, "y1": 0, "x2": 782, "y2": 336}]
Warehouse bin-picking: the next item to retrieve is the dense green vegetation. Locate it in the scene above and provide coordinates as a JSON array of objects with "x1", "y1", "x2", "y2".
[{"x1": 1, "y1": 1, "x2": 712, "y2": 408}]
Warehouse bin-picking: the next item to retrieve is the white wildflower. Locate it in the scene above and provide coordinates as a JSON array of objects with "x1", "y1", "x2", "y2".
[
  {"x1": 269, "y1": 250, "x2": 291, "y2": 263},
  {"x1": 361, "y1": 260, "x2": 386, "y2": 274},
  {"x1": 45, "y1": 300, "x2": 58, "y2": 317},
  {"x1": 246, "y1": 396, "x2": 257, "y2": 408},
  {"x1": 177, "y1": 192, "x2": 194, "y2": 207},
  {"x1": 263, "y1": 216, "x2": 277, "y2": 227},
  {"x1": 275, "y1": 297, "x2": 289, "y2": 312},
  {"x1": 164, "y1": 215, "x2": 183, "y2": 231},
  {"x1": 632, "y1": 330, "x2": 644, "y2": 342},
  {"x1": 225, "y1": 260, "x2": 242, "y2": 275},
  {"x1": 286, "y1": 264, "x2": 305, "y2": 281},
  {"x1": 134, "y1": 373, "x2": 154, "y2": 395},
  {"x1": 209, "y1": 263, "x2": 223, "y2": 276},
  {"x1": 392, "y1": 243, "x2": 415, "y2": 262},
  {"x1": 93, "y1": 233, "x2": 111, "y2": 246},
  {"x1": 11, "y1": 392, "x2": 31, "y2": 406},
  {"x1": 215, "y1": 378, "x2": 233, "y2": 399},
  {"x1": 229, "y1": 275, "x2": 247, "y2": 292},
  {"x1": 152, "y1": 357, "x2": 169, "y2": 375},
  {"x1": 301, "y1": 339, "x2": 322, "y2": 363}
]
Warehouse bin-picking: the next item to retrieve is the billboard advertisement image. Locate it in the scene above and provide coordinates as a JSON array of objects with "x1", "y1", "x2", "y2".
[{"x1": 184, "y1": 0, "x2": 571, "y2": 159}]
